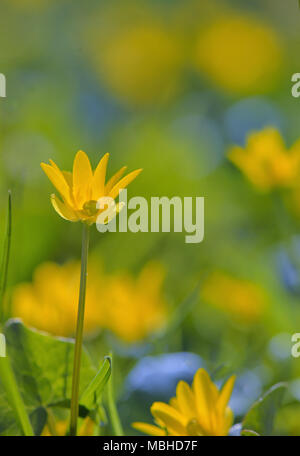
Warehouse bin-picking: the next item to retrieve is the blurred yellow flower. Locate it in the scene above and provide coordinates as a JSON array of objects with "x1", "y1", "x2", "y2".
[
  {"x1": 201, "y1": 271, "x2": 266, "y2": 324},
  {"x1": 194, "y1": 15, "x2": 283, "y2": 94},
  {"x1": 133, "y1": 368, "x2": 235, "y2": 436},
  {"x1": 87, "y1": 23, "x2": 183, "y2": 106},
  {"x1": 12, "y1": 261, "x2": 104, "y2": 337},
  {"x1": 41, "y1": 151, "x2": 142, "y2": 224},
  {"x1": 12, "y1": 260, "x2": 167, "y2": 342},
  {"x1": 42, "y1": 417, "x2": 94, "y2": 436},
  {"x1": 100, "y1": 261, "x2": 168, "y2": 343},
  {"x1": 228, "y1": 128, "x2": 300, "y2": 192}
]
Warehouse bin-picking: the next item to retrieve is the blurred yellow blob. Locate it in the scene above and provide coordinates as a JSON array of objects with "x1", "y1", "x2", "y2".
[
  {"x1": 133, "y1": 368, "x2": 235, "y2": 436},
  {"x1": 99, "y1": 262, "x2": 168, "y2": 344},
  {"x1": 194, "y1": 15, "x2": 283, "y2": 94},
  {"x1": 228, "y1": 128, "x2": 300, "y2": 192},
  {"x1": 87, "y1": 24, "x2": 183, "y2": 106},
  {"x1": 12, "y1": 260, "x2": 167, "y2": 343},
  {"x1": 42, "y1": 417, "x2": 94, "y2": 436},
  {"x1": 12, "y1": 261, "x2": 104, "y2": 337},
  {"x1": 201, "y1": 271, "x2": 266, "y2": 324}
]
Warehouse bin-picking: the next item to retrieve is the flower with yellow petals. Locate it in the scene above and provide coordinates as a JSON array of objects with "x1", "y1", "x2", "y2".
[
  {"x1": 133, "y1": 368, "x2": 235, "y2": 436},
  {"x1": 42, "y1": 417, "x2": 95, "y2": 436},
  {"x1": 12, "y1": 261, "x2": 105, "y2": 337},
  {"x1": 194, "y1": 15, "x2": 283, "y2": 95},
  {"x1": 12, "y1": 260, "x2": 167, "y2": 343},
  {"x1": 100, "y1": 261, "x2": 168, "y2": 343},
  {"x1": 41, "y1": 151, "x2": 142, "y2": 224},
  {"x1": 201, "y1": 271, "x2": 266, "y2": 325},
  {"x1": 228, "y1": 128, "x2": 300, "y2": 192}
]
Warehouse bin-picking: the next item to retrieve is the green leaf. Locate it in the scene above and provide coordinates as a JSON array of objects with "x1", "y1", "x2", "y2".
[
  {"x1": 0, "y1": 194, "x2": 33, "y2": 436},
  {"x1": 242, "y1": 383, "x2": 287, "y2": 436},
  {"x1": 0, "y1": 320, "x2": 107, "y2": 435},
  {"x1": 107, "y1": 353, "x2": 124, "y2": 436},
  {"x1": 80, "y1": 357, "x2": 111, "y2": 410},
  {"x1": 0, "y1": 357, "x2": 34, "y2": 436},
  {"x1": 4, "y1": 320, "x2": 96, "y2": 406},
  {"x1": 29, "y1": 407, "x2": 48, "y2": 436}
]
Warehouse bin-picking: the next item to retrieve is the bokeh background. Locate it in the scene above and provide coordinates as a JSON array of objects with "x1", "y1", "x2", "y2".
[{"x1": 1, "y1": 0, "x2": 300, "y2": 436}]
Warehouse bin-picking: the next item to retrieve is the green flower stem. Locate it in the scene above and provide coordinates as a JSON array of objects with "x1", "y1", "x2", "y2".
[
  {"x1": 0, "y1": 351, "x2": 34, "y2": 436},
  {"x1": 70, "y1": 222, "x2": 90, "y2": 436},
  {"x1": 107, "y1": 353, "x2": 124, "y2": 436}
]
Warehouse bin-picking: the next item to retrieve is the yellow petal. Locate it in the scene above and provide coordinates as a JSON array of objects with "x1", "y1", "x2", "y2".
[
  {"x1": 49, "y1": 160, "x2": 72, "y2": 191},
  {"x1": 151, "y1": 402, "x2": 187, "y2": 436},
  {"x1": 227, "y1": 145, "x2": 246, "y2": 167},
  {"x1": 132, "y1": 422, "x2": 166, "y2": 436},
  {"x1": 169, "y1": 396, "x2": 180, "y2": 412},
  {"x1": 247, "y1": 128, "x2": 284, "y2": 158},
  {"x1": 79, "y1": 417, "x2": 95, "y2": 436},
  {"x1": 176, "y1": 381, "x2": 196, "y2": 419},
  {"x1": 105, "y1": 166, "x2": 127, "y2": 194},
  {"x1": 62, "y1": 171, "x2": 73, "y2": 188},
  {"x1": 217, "y1": 375, "x2": 236, "y2": 414},
  {"x1": 92, "y1": 153, "x2": 109, "y2": 199},
  {"x1": 41, "y1": 163, "x2": 72, "y2": 205},
  {"x1": 220, "y1": 407, "x2": 234, "y2": 436},
  {"x1": 109, "y1": 168, "x2": 142, "y2": 199},
  {"x1": 73, "y1": 150, "x2": 93, "y2": 206},
  {"x1": 192, "y1": 369, "x2": 216, "y2": 432},
  {"x1": 49, "y1": 159, "x2": 61, "y2": 172},
  {"x1": 50, "y1": 194, "x2": 79, "y2": 221}
]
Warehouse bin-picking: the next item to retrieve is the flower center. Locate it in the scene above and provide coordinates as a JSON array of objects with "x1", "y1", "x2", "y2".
[
  {"x1": 83, "y1": 200, "x2": 98, "y2": 216},
  {"x1": 187, "y1": 418, "x2": 204, "y2": 436}
]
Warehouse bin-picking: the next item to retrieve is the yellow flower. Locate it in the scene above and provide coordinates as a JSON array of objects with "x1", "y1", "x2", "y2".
[
  {"x1": 228, "y1": 128, "x2": 300, "y2": 192},
  {"x1": 100, "y1": 261, "x2": 168, "y2": 343},
  {"x1": 201, "y1": 271, "x2": 266, "y2": 324},
  {"x1": 194, "y1": 15, "x2": 283, "y2": 95},
  {"x1": 42, "y1": 417, "x2": 94, "y2": 436},
  {"x1": 12, "y1": 260, "x2": 167, "y2": 342},
  {"x1": 41, "y1": 151, "x2": 142, "y2": 224},
  {"x1": 12, "y1": 261, "x2": 105, "y2": 337},
  {"x1": 133, "y1": 368, "x2": 235, "y2": 436},
  {"x1": 85, "y1": 5, "x2": 183, "y2": 107}
]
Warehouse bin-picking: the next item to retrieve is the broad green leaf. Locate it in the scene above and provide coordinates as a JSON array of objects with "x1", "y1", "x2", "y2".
[
  {"x1": 0, "y1": 320, "x2": 108, "y2": 435},
  {"x1": 242, "y1": 383, "x2": 287, "y2": 436},
  {"x1": 4, "y1": 320, "x2": 96, "y2": 407},
  {"x1": 0, "y1": 357, "x2": 34, "y2": 436},
  {"x1": 29, "y1": 407, "x2": 48, "y2": 436}
]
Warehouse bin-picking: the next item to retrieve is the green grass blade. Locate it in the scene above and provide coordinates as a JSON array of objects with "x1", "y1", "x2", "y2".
[
  {"x1": 107, "y1": 353, "x2": 124, "y2": 436},
  {"x1": 0, "y1": 355, "x2": 34, "y2": 436},
  {"x1": 0, "y1": 191, "x2": 34, "y2": 436},
  {"x1": 80, "y1": 356, "x2": 111, "y2": 409},
  {"x1": 0, "y1": 191, "x2": 12, "y2": 322}
]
